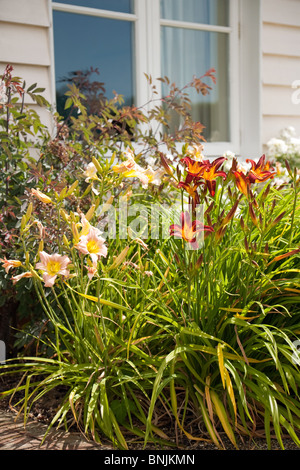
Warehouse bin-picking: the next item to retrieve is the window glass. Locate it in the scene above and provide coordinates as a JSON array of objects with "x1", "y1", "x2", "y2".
[
  {"x1": 160, "y1": 0, "x2": 229, "y2": 27},
  {"x1": 53, "y1": 0, "x2": 134, "y2": 14},
  {"x1": 161, "y1": 27, "x2": 230, "y2": 142},
  {"x1": 53, "y1": 11, "x2": 135, "y2": 117}
]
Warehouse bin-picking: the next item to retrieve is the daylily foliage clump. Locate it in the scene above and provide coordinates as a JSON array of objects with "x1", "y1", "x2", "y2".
[{"x1": 0, "y1": 65, "x2": 300, "y2": 451}]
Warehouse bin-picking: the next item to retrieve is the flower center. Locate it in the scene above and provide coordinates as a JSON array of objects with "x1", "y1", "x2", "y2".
[
  {"x1": 46, "y1": 260, "x2": 61, "y2": 276},
  {"x1": 87, "y1": 239, "x2": 100, "y2": 254}
]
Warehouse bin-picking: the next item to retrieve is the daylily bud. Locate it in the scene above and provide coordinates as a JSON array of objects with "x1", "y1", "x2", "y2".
[
  {"x1": 63, "y1": 234, "x2": 70, "y2": 247},
  {"x1": 60, "y1": 208, "x2": 70, "y2": 222},
  {"x1": 31, "y1": 188, "x2": 52, "y2": 204},
  {"x1": 81, "y1": 183, "x2": 92, "y2": 198},
  {"x1": 249, "y1": 203, "x2": 258, "y2": 227},
  {"x1": 176, "y1": 165, "x2": 182, "y2": 181},
  {"x1": 85, "y1": 204, "x2": 96, "y2": 221},
  {"x1": 67, "y1": 180, "x2": 79, "y2": 196},
  {"x1": 267, "y1": 248, "x2": 300, "y2": 266},
  {"x1": 268, "y1": 211, "x2": 286, "y2": 229},
  {"x1": 92, "y1": 156, "x2": 102, "y2": 173},
  {"x1": 221, "y1": 199, "x2": 239, "y2": 227},
  {"x1": 206, "y1": 214, "x2": 213, "y2": 227},
  {"x1": 20, "y1": 215, "x2": 27, "y2": 231},
  {"x1": 205, "y1": 201, "x2": 214, "y2": 215},
  {"x1": 261, "y1": 183, "x2": 271, "y2": 202},
  {"x1": 99, "y1": 195, "x2": 115, "y2": 214},
  {"x1": 25, "y1": 202, "x2": 33, "y2": 223},
  {"x1": 160, "y1": 153, "x2": 173, "y2": 177},
  {"x1": 57, "y1": 186, "x2": 67, "y2": 202},
  {"x1": 195, "y1": 253, "x2": 203, "y2": 269},
  {"x1": 38, "y1": 240, "x2": 44, "y2": 253},
  {"x1": 215, "y1": 226, "x2": 227, "y2": 242},
  {"x1": 285, "y1": 159, "x2": 292, "y2": 177},
  {"x1": 72, "y1": 222, "x2": 80, "y2": 243},
  {"x1": 109, "y1": 246, "x2": 130, "y2": 270}
]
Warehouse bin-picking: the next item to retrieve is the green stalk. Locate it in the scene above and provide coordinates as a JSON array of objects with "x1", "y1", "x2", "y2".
[
  {"x1": 96, "y1": 278, "x2": 109, "y2": 372},
  {"x1": 289, "y1": 171, "x2": 298, "y2": 246}
]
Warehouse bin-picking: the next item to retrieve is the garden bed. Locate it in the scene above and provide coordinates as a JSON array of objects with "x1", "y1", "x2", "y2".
[
  {"x1": 1, "y1": 65, "x2": 300, "y2": 452},
  {"x1": 1, "y1": 373, "x2": 299, "y2": 451}
]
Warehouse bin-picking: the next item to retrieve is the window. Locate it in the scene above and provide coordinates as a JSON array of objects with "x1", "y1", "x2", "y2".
[
  {"x1": 52, "y1": 1, "x2": 136, "y2": 117},
  {"x1": 160, "y1": 0, "x2": 231, "y2": 143},
  {"x1": 51, "y1": 0, "x2": 260, "y2": 156}
]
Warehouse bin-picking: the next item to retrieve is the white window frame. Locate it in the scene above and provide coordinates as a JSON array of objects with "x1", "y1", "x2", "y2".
[{"x1": 49, "y1": 0, "x2": 261, "y2": 158}]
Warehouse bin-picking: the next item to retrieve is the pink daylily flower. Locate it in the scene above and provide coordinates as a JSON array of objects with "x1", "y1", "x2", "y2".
[
  {"x1": 112, "y1": 148, "x2": 166, "y2": 188},
  {"x1": 86, "y1": 263, "x2": 98, "y2": 280},
  {"x1": 35, "y1": 251, "x2": 71, "y2": 287},
  {"x1": 83, "y1": 162, "x2": 99, "y2": 182},
  {"x1": 11, "y1": 271, "x2": 33, "y2": 285},
  {"x1": 74, "y1": 226, "x2": 108, "y2": 264},
  {"x1": 112, "y1": 149, "x2": 137, "y2": 174},
  {"x1": 0, "y1": 257, "x2": 22, "y2": 274}
]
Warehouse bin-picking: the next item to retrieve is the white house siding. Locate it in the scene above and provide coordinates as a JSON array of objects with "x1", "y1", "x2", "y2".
[
  {"x1": 261, "y1": 0, "x2": 300, "y2": 147},
  {"x1": 0, "y1": 0, "x2": 53, "y2": 129}
]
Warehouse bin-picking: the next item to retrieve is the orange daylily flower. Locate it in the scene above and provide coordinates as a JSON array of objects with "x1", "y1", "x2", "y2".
[
  {"x1": 246, "y1": 154, "x2": 276, "y2": 184},
  {"x1": 177, "y1": 181, "x2": 201, "y2": 206},
  {"x1": 234, "y1": 171, "x2": 250, "y2": 196},
  {"x1": 181, "y1": 156, "x2": 210, "y2": 181},
  {"x1": 169, "y1": 211, "x2": 214, "y2": 250},
  {"x1": 180, "y1": 156, "x2": 227, "y2": 197},
  {"x1": 201, "y1": 157, "x2": 227, "y2": 197}
]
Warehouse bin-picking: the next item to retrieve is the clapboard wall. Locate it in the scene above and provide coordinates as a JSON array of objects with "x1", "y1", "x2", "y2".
[
  {"x1": 0, "y1": 0, "x2": 53, "y2": 130},
  {"x1": 261, "y1": 0, "x2": 300, "y2": 144}
]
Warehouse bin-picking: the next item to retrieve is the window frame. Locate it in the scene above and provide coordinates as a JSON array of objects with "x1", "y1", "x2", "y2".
[{"x1": 49, "y1": 0, "x2": 261, "y2": 157}]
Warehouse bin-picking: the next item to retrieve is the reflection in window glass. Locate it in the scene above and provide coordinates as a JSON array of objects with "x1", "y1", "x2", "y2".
[
  {"x1": 53, "y1": 0, "x2": 134, "y2": 14},
  {"x1": 161, "y1": 27, "x2": 230, "y2": 142},
  {"x1": 53, "y1": 11, "x2": 135, "y2": 117},
  {"x1": 160, "y1": 0, "x2": 229, "y2": 26}
]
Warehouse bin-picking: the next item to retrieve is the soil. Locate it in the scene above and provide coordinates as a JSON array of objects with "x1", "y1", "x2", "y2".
[{"x1": 0, "y1": 371, "x2": 299, "y2": 451}]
